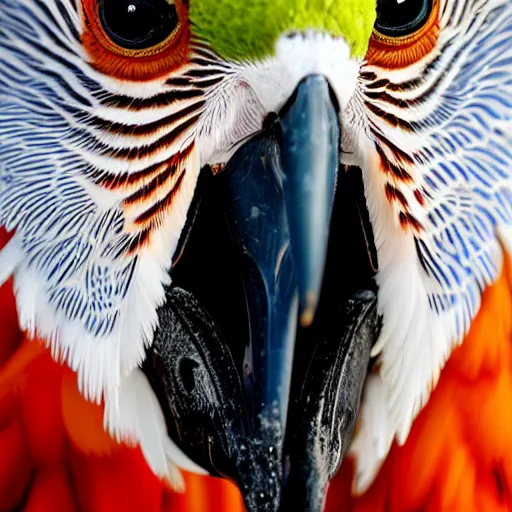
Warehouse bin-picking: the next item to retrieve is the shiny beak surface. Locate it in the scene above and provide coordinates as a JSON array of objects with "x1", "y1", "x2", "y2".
[
  {"x1": 222, "y1": 132, "x2": 297, "y2": 510},
  {"x1": 148, "y1": 74, "x2": 377, "y2": 512},
  {"x1": 278, "y1": 75, "x2": 340, "y2": 326},
  {"x1": 218, "y1": 74, "x2": 344, "y2": 510}
]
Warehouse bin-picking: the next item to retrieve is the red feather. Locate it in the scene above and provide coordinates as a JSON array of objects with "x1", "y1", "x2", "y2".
[{"x1": 2, "y1": 226, "x2": 511, "y2": 511}]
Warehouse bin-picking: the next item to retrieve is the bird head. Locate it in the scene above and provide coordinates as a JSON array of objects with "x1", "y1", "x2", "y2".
[{"x1": 1, "y1": 0, "x2": 510, "y2": 510}]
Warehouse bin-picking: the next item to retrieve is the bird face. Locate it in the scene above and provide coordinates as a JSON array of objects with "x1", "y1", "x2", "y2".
[{"x1": 1, "y1": 0, "x2": 510, "y2": 510}]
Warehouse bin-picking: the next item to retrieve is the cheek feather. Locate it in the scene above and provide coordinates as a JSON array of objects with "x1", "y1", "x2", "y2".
[
  {"x1": 366, "y1": 0, "x2": 440, "y2": 69},
  {"x1": 80, "y1": 0, "x2": 190, "y2": 81}
]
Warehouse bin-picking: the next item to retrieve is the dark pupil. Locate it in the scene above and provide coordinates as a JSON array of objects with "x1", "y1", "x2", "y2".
[
  {"x1": 375, "y1": 0, "x2": 431, "y2": 37},
  {"x1": 100, "y1": 0, "x2": 178, "y2": 50}
]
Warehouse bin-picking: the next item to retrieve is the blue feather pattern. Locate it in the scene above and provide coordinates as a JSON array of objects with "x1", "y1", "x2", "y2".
[
  {"x1": 0, "y1": 0, "x2": 207, "y2": 402},
  {"x1": 416, "y1": 2, "x2": 511, "y2": 337}
]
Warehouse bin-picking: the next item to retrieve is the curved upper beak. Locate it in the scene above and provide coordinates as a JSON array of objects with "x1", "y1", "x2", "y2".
[
  {"x1": 223, "y1": 73, "x2": 340, "y2": 430},
  {"x1": 148, "y1": 75, "x2": 377, "y2": 512},
  {"x1": 222, "y1": 73, "x2": 340, "y2": 470},
  {"x1": 217, "y1": 75, "x2": 375, "y2": 511},
  {"x1": 277, "y1": 75, "x2": 340, "y2": 326}
]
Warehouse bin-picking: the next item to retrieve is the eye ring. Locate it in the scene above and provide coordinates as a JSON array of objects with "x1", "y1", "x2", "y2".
[
  {"x1": 365, "y1": 0, "x2": 439, "y2": 68},
  {"x1": 94, "y1": 0, "x2": 182, "y2": 57},
  {"x1": 82, "y1": 0, "x2": 190, "y2": 81},
  {"x1": 373, "y1": 0, "x2": 435, "y2": 44}
]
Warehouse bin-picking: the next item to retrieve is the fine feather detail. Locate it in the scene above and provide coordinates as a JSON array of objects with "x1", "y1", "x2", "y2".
[
  {"x1": 348, "y1": 374, "x2": 394, "y2": 494},
  {"x1": 0, "y1": 0, "x2": 205, "y2": 458},
  {"x1": 349, "y1": 0, "x2": 512, "y2": 488},
  {"x1": 109, "y1": 368, "x2": 185, "y2": 491},
  {"x1": 0, "y1": 235, "x2": 21, "y2": 288}
]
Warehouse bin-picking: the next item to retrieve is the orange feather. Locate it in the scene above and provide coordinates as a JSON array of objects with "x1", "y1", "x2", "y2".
[{"x1": 1, "y1": 223, "x2": 511, "y2": 511}]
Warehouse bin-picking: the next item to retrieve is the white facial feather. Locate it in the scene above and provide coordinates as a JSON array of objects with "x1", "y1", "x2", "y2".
[
  {"x1": 109, "y1": 368, "x2": 206, "y2": 488},
  {"x1": 1, "y1": 0, "x2": 510, "y2": 497},
  {"x1": 346, "y1": 0, "x2": 512, "y2": 491}
]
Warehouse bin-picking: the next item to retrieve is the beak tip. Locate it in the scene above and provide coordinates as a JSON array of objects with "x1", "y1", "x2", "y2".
[
  {"x1": 299, "y1": 291, "x2": 318, "y2": 327},
  {"x1": 279, "y1": 75, "x2": 339, "y2": 333}
]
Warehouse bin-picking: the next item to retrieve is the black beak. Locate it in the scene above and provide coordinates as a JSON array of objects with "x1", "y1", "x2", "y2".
[
  {"x1": 226, "y1": 73, "x2": 341, "y2": 423},
  {"x1": 278, "y1": 75, "x2": 339, "y2": 326},
  {"x1": 144, "y1": 75, "x2": 378, "y2": 512},
  {"x1": 218, "y1": 75, "x2": 340, "y2": 507}
]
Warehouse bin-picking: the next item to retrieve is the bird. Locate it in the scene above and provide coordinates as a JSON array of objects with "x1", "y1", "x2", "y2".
[{"x1": 0, "y1": 0, "x2": 510, "y2": 510}]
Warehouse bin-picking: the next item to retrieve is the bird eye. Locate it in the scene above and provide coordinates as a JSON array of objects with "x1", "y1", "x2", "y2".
[
  {"x1": 374, "y1": 0, "x2": 432, "y2": 38},
  {"x1": 98, "y1": 0, "x2": 179, "y2": 50}
]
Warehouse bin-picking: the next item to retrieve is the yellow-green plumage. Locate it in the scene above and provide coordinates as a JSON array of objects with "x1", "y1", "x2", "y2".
[{"x1": 189, "y1": 0, "x2": 376, "y2": 61}]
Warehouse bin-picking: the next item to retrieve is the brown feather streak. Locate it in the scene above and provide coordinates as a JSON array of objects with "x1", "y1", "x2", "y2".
[
  {"x1": 135, "y1": 170, "x2": 186, "y2": 226},
  {"x1": 365, "y1": 100, "x2": 414, "y2": 131},
  {"x1": 90, "y1": 143, "x2": 194, "y2": 190},
  {"x1": 96, "y1": 101, "x2": 204, "y2": 136},
  {"x1": 101, "y1": 88, "x2": 203, "y2": 110},
  {"x1": 385, "y1": 183, "x2": 409, "y2": 207},
  {"x1": 106, "y1": 114, "x2": 200, "y2": 159}
]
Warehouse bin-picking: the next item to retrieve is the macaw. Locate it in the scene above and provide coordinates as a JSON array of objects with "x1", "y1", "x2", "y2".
[{"x1": 0, "y1": 0, "x2": 511, "y2": 510}]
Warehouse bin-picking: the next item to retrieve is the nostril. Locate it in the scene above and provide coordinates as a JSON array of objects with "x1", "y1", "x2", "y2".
[
  {"x1": 283, "y1": 30, "x2": 307, "y2": 40},
  {"x1": 262, "y1": 111, "x2": 279, "y2": 130},
  {"x1": 179, "y1": 357, "x2": 199, "y2": 392}
]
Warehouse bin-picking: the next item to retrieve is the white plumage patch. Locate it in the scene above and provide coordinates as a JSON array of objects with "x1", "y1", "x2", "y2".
[
  {"x1": 0, "y1": 236, "x2": 21, "y2": 291},
  {"x1": 110, "y1": 368, "x2": 185, "y2": 489},
  {"x1": 241, "y1": 31, "x2": 360, "y2": 117},
  {"x1": 347, "y1": 0, "x2": 512, "y2": 490},
  {"x1": 106, "y1": 368, "x2": 208, "y2": 489},
  {"x1": 348, "y1": 374, "x2": 394, "y2": 494},
  {"x1": 498, "y1": 224, "x2": 512, "y2": 255}
]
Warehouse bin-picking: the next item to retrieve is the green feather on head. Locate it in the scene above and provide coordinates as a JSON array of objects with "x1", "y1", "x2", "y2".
[{"x1": 189, "y1": 0, "x2": 377, "y2": 61}]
